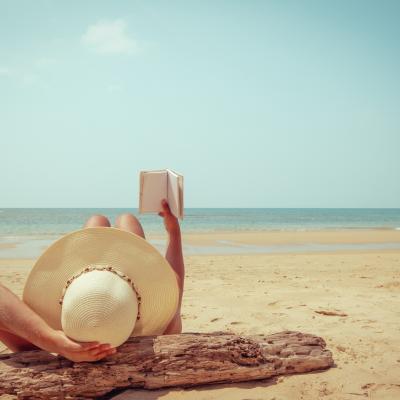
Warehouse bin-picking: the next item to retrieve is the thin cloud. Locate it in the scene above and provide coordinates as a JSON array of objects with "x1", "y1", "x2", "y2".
[
  {"x1": 81, "y1": 19, "x2": 136, "y2": 55},
  {"x1": 34, "y1": 57, "x2": 57, "y2": 68},
  {"x1": 0, "y1": 65, "x2": 40, "y2": 86},
  {"x1": 0, "y1": 67, "x2": 13, "y2": 77},
  {"x1": 21, "y1": 73, "x2": 38, "y2": 86}
]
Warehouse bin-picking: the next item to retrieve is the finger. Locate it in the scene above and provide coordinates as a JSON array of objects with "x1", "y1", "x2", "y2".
[
  {"x1": 88, "y1": 344, "x2": 113, "y2": 356},
  {"x1": 88, "y1": 348, "x2": 108, "y2": 357},
  {"x1": 90, "y1": 344, "x2": 113, "y2": 353},
  {"x1": 161, "y1": 199, "x2": 171, "y2": 214},
  {"x1": 68, "y1": 340, "x2": 100, "y2": 353},
  {"x1": 78, "y1": 341, "x2": 101, "y2": 351},
  {"x1": 92, "y1": 349, "x2": 116, "y2": 361}
]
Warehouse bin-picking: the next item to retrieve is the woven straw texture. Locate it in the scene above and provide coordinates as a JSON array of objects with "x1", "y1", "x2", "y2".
[
  {"x1": 23, "y1": 227, "x2": 179, "y2": 337},
  {"x1": 61, "y1": 270, "x2": 139, "y2": 347}
]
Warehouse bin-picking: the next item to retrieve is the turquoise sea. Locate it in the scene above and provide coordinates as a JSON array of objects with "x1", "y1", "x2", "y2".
[
  {"x1": 1, "y1": 208, "x2": 400, "y2": 258},
  {"x1": 1, "y1": 208, "x2": 400, "y2": 235}
]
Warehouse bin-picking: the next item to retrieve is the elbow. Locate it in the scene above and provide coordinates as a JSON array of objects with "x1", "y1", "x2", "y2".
[{"x1": 163, "y1": 315, "x2": 182, "y2": 335}]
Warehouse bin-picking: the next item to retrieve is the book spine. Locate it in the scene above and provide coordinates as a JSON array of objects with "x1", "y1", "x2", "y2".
[
  {"x1": 166, "y1": 168, "x2": 169, "y2": 204},
  {"x1": 139, "y1": 172, "x2": 144, "y2": 213},
  {"x1": 180, "y1": 175, "x2": 184, "y2": 219}
]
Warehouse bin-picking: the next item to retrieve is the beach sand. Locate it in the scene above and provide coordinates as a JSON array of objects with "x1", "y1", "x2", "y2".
[{"x1": 1, "y1": 230, "x2": 399, "y2": 399}]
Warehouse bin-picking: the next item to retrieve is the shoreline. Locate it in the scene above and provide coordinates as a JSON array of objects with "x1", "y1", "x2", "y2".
[
  {"x1": 1, "y1": 225, "x2": 400, "y2": 236},
  {"x1": 2, "y1": 227, "x2": 400, "y2": 239},
  {"x1": 1, "y1": 228, "x2": 400, "y2": 259}
]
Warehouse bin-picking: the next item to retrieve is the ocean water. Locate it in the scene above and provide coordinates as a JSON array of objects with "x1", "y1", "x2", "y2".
[
  {"x1": 1, "y1": 208, "x2": 400, "y2": 258},
  {"x1": 0, "y1": 208, "x2": 400, "y2": 237}
]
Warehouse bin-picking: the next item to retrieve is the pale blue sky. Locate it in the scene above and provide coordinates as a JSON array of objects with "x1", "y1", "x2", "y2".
[{"x1": 1, "y1": 0, "x2": 399, "y2": 207}]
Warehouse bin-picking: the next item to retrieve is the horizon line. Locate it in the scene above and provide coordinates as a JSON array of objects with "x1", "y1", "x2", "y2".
[{"x1": 1, "y1": 207, "x2": 400, "y2": 210}]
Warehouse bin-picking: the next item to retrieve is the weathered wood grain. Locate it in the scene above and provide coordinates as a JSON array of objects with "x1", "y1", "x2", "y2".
[{"x1": 0, "y1": 331, "x2": 333, "y2": 399}]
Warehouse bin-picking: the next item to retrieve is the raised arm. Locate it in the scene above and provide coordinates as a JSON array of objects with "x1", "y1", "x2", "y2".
[
  {"x1": 158, "y1": 199, "x2": 185, "y2": 315},
  {"x1": 0, "y1": 283, "x2": 115, "y2": 361}
]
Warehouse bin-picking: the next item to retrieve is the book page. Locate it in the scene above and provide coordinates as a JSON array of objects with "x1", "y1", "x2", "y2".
[
  {"x1": 139, "y1": 170, "x2": 167, "y2": 213},
  {"x1": 167, "y1": 169, "x2": 180, "y2": 219}
]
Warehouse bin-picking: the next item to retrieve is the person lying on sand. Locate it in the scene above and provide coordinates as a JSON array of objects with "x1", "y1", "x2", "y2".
[{"x1": 0, "y1": 199, "x2": 184, "y2": 362}]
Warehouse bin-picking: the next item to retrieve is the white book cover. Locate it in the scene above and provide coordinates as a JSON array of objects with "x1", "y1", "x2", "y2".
[{"x1": 139, "y1": 169, "x2": 184, "y2": 219}]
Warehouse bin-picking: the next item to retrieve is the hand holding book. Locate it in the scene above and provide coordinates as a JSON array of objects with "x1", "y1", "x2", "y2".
[
  {"x1": 139, "y1": 169, "x2": 184, "y2": 219},
  {"x1": 158, "y1": 199, "x2": 180, "y2": 235}
]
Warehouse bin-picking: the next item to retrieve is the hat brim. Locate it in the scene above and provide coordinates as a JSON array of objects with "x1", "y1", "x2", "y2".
[{"x1": 23, "y1": 227, "x2": 179, "y2": 337}]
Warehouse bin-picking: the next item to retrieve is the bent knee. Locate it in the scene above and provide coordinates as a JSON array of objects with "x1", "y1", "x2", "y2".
[
  {"x1": 115, "y1": 213, "x2": 139, "y2": 224},
  {"x1": 115, "y1": 213, "x2": 145, "y2": 238},
  {"x1": 84, "y1": 214, "x2": 111, "y2": 228}
]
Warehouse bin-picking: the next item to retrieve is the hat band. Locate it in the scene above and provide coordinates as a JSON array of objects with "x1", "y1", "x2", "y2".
[{"x1": 58, "y1": 265, "x2": 142, "y2": 321}]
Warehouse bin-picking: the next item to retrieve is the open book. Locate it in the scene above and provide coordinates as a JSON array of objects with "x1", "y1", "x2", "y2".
[{"x1": 139, "y1": 169, "x2": 184, "y2": 219}]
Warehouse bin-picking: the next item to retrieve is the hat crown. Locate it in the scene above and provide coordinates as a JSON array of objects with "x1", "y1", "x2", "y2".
[{"x1": 61, "y1": 269, "x2": 138, "y2": 347}]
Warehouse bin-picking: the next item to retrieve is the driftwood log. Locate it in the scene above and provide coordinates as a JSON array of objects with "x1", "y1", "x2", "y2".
[{"x1": 0, "y1": 331, "x2": 333, "y2": 399}]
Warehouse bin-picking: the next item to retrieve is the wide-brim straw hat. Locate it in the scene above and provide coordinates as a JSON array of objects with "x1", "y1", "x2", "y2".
[{"x1": 23, "y1": 227, "x2": 179, "y2": 347}]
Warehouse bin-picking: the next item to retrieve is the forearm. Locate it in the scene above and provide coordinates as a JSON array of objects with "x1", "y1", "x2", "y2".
[
  {"x1": 0, "y1": 284, "x2": 58, "y2": 352},
  {"x1": 165, "y1": 229, "x2": 184, "y2": 307}
]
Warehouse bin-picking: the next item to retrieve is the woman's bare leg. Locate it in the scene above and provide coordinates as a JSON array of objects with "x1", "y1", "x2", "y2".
[
  {"x1": 84, "y1": 214, "x2": 111, "y2": 228},
  {"x1": 115, "y1": 213, "x2": 146, "y2": 239}
]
